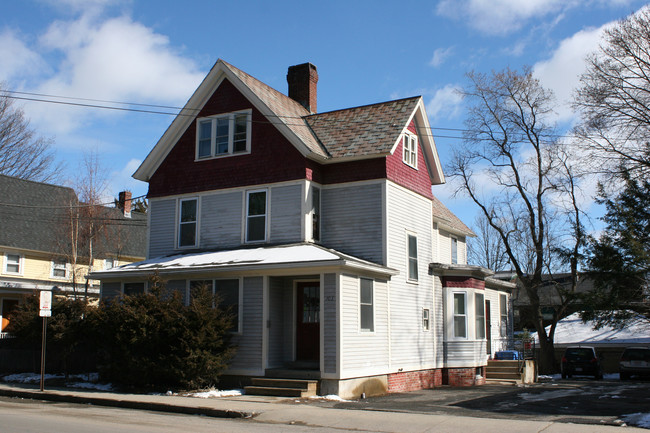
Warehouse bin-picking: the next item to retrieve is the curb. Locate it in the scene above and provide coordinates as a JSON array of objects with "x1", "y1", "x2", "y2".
[{"x1": 0, "y1": 387, "x2": 255, "y2": 419}]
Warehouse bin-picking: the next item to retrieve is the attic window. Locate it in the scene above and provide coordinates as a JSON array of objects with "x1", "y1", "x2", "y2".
[
  {"x1": 196, "y1": 110, "x2": 251, "y2": 159},
  {"x1": 402, "y1": 131, "x2": 418, "y2": 169}
]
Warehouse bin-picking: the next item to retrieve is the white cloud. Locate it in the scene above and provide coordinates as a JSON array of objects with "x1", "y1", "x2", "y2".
[
  {"x1": 0, "y1": 29, "x2": 47, "y2": 83},
  {"x1": 436, "y1": 0, "x2": 572, "y2": 35},
  {"x1": 23, "y1": 12, "x2": 205, "y2": 135},
  {"x1": 109, "y1": 158, "x2": 146, "y2": 199},
  {"x1": 533, "y1": 25, "x2": 606, "y2": 123},
  {"x1": 426, "y1": 84, "x2": 463, "y2": 121},
  {"x1": 429, "y1": 46, "x2": 454, "y2": 68}
]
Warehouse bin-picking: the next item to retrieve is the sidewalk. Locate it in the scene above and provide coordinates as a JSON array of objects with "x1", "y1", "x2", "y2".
[{"x1": 0, "y1": 382, "x2": 645, "y2": 432}]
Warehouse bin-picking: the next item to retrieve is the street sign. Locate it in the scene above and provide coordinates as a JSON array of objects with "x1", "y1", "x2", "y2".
[{"x1": 39, "y1": 291, "x2": 52, "y2": 315}]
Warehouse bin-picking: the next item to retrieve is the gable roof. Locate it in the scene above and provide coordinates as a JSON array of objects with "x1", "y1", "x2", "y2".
[
  {"x1": 134, "y1": 60, "x2": 444, "y2": 185},
  {"x1": 0, "y1": 174, "x2": 147, "y2": 259},
  {"x1": 431, "y1": 194, "x2": 475, "y2": 237}
]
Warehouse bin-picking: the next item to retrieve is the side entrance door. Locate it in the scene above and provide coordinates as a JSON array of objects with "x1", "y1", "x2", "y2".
[
  {"x1": 485, "y1": 300, "x2": 492, "y2": 355},
  {"x1": 296, "y1": 282, "x2": 320, "y2": 362}
]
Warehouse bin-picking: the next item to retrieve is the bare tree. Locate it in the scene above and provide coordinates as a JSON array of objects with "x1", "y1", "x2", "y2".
[
  {"x1": 467, "y1": 212, "x2": 509, "y2": 271},
  {"x1": 573, "y1": 8, "x2": 650, "y2": 179},
  {"x1": 449, "y1": 68, "x2": 587, "y2": 373},
  {"x1": 0, "y1": 84, "x2": 63, "y2": 182}
]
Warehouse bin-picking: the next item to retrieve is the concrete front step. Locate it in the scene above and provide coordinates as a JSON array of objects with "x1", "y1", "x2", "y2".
[
  {"x1": 486, "y1": 360, "x2": 521, "y2": 381},
  {"x1": 245, "y1": 378, "x2": 318, "y2": 398}
]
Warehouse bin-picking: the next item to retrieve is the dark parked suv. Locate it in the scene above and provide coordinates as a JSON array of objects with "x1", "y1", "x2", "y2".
[
  {"x1": 561, "y1": 346, "x2": 603, "y2": 379},
  {"x1": 619, "y1": 347, "x2": 650, "y2": 379}
]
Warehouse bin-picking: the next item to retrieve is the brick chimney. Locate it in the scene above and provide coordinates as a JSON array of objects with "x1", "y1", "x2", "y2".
[
  {"x1": 287, "y1": 63, "x2": 318, "y2": 113},
  {"x1": 118, "y1": 191, "x2": 132, "y2": 218}
]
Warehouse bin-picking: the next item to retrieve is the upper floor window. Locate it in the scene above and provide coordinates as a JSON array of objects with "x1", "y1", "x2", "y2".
[
  {"x1": 178, "y1": 198, "x2": 198, "y2": 248},
  {"x1": 246, "y1": 190, "x2": 267, "y2": 243},
  {"x1": 105, "y1": 258, "x2": 116, "y2": 270},
  {"x1": 312, "y1": 187, "x2": 320, "y2": 242},
  {"x1": 196, "y1": 110, "x2": 251, "y2": 159},
  {"x1": 407, "y1": 234, "x2": 418, "y2": 281},
  {"x1": 3, "y1": 253, "x2": 21, "y2": 275},
  {"x1": 360, "y1": 278, "x2": 374, "y2": 332},
  {"x1": 453, "y1": 292, "x2": 467, "y2": 338},
  {"x1": 451, "y1": 237, "x2": 458, "y2": 264},
  {"x1": 51, "y1": 260, "x2": 67, "y2": 279},
  {"x1": 402, "y1": 132, "x2": 418, "y2": 168}
]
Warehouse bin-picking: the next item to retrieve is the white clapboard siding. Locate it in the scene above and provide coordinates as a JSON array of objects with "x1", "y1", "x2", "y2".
[
  {"x1": 340, "y1": 274, "x2": 389, "y2": 375},
  {"x1": 200, "y1": 191, "x2": 243, "y2": 249},
  {"x1": 386, "y1": 182, "x2": 435, "y2": 369},
  {"x1": 270, "y1": 184, "x2": 303, "y2": 244},
  {"x1": 323, "y1": 273, "x2": 338, "y2": 374},
  {"x1": 148, "y1": 198, "x2": 176, "y2": 258},
  {"x1": 229, "y1": 276, "x2": 263, "y2": 371},
  {"x1": 321, "y1": 183, "x2": 384, "y2": 265}
]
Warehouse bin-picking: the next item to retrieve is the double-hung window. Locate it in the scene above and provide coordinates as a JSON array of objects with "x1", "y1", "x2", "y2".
[
  {"x1": 422, "y1": 308, "x2": 430, "y2": 331},
  {"x1": 451, "y1": 237, "x2": 458, "y2": 264},
  {"x1": 407, "y1": 234, "x2": 418, "y2": 281},
  {"x1": 196, "y1": 110, "x2": 251, "y2": 159},
  {"x1": 312, "y1": 187, "x2": 320, "y2": 242},
  {"x1": 4, "y1": 254, "x2": 21, "y2": 274},
  {"x1": 246, "y1": 190, "x2": 267, "y2": 243},
  {"x1": 178, "y1": 198, "x2": 198, "y2": 248},
  {"x1": 360, "y1": 278, "x2": 374, "y2": 332},
  {"x1": 402, "y1": 132, "x2": 418, "y2": 168},
  {"x1": 453, "y1": 292, "x2": 467, "y2": 338},
  {"x1": 475, "y1": 293, "x2": 485, "y2": 339},
  {"x1": 51, "y1": 260, "x2": 67, "y2": 278},
  {"x1": 215, "y1": 279, "x2": 241, "y2": 333},
  {"x1": 500, "y1": 294, "x2": 508, "y2": 337}
]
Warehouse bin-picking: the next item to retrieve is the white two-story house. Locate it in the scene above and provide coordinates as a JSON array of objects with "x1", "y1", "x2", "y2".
[{"x1": 91, "y1": 60, "x2": 514, "y2": 398}]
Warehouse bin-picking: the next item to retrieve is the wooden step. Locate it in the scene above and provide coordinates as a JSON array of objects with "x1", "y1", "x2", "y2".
[
  {"x1": 245, "y1": 378, "x2": 318, "y2": 398},
  {"x1": 486, "y1": 371, "x2": 522, "y2": 380}
]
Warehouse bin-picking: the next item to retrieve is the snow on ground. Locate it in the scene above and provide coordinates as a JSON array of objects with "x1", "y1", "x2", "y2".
[
  {"x1": 623, "y1": 413, "x2": 650, "y2": 429},
  {"x1": 309, "y1": 394, "x2": 349, "y2": 402},
  {"x1": 2, "y1": 372, "x2": 112, "y2": 391},
  {"x1": 188, "y1": 389, "x2": 243, "y2": 398}
]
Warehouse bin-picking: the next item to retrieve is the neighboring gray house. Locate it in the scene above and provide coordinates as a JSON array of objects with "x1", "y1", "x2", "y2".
[
  {"x1": 90, "y1": 60, "x2": 515, "y2": 398},
  {"x1": 0, "y1": 175, "x2": 146, "y2": 335}
]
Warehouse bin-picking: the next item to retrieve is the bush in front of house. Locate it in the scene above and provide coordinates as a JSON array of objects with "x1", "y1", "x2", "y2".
[
  {"x1": 6, "y1": 277, "x2": 236, "y2": 391},
  {"x1": 94, "y1": 277, "x2": 236, "y2": 390}
]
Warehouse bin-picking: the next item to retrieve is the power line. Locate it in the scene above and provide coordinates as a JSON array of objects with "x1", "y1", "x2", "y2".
[{"x1": 0, "y1": 194, "x2": 147, "y2": 210}]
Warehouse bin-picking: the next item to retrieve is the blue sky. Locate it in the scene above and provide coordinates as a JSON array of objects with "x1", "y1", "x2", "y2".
[{"x1": 1, "y1": 0, "x2": 647, "y2": 228}]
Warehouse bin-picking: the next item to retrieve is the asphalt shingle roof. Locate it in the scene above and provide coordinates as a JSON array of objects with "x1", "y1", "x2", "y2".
[
  {"x1": 431, "y1": 194, "x2": 475, "y2": 237},
  {"x1": 0, "y1": 174, "x2": 147, "y2": 259}
]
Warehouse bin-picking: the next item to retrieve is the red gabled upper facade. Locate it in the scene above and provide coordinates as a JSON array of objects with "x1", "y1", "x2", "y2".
[{"x1": 141, "y1": 61, "x2": 443, "y2": 200}]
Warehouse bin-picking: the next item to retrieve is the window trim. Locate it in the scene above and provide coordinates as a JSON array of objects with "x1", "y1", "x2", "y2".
[
  {"x1": 104, "y1": 258, "x2": 117, "y2": 270},
  {"x1": 452, "y1": 291, "x2": 468, "y2": 339},
  {"x1": 245, "y1": 189, "x2": 268, "y2": 243},
  {"x1": 3, "y1": 253, "x2": 23, "y2": 275},
  {"x1": 51, "y1": 260, "x2": 68, "y2": 279},
  {"x1": 500, "y1": 293, "x2": 508, "y2": 337},
  {"x1": 407, "y1": 232, "x2": 418, "y2": 282},
  {"x1": 177, "y1": 197, "x2": 199, "y2": 249},
  {"x1": 122, "y1": 281, "x2": 146, "y2": 296},
  {"x1": 311, "y1": 186, "x2": 321, "y2": 242},
  {"x1": 359, "y1": 277, "x2": 374, "y2": 332},
  {"x1": 195, "y1": 109, "x2": 252, "y2": 160},
  {"x1": 402, "y1": 131, "x2": 418, "y2": 169}
]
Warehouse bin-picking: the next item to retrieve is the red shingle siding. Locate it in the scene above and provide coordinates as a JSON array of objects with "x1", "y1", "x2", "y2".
[
  {"x1": 147, "y1": 79, "x2": 308, "y2": 198},
  {"x1": 387, "y1": 369, "x2": 443, "y2": 393},
  {"x1": 386, "y1": 120, "x2": 433, "y2": 199},
  {"x1": 443, "y1": 367, "x2": 486, "y2": 387},
  {"x1": 443, "y1": 276, "x2": 486, "y2": 290}
]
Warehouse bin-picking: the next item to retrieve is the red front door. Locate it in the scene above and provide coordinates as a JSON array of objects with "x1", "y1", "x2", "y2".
[{"x1": 296, "y1": 283, "x2": 320, "y2": 361}]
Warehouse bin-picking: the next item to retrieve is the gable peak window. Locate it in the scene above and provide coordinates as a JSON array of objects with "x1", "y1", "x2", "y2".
[
  {"x1": 402, "y1": 131, "x2": 418, "y2": 168},
  {"x1": 196, "y1": 110, "x2": 251, "y2": 159}
]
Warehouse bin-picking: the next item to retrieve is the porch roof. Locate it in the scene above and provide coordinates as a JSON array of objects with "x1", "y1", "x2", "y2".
[{"x1": 89, "y1": 243, "x2": 398, "y2": 279}]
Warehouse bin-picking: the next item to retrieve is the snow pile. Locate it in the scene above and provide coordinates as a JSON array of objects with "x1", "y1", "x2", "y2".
[
  {"x1": 189, "y1": 389, "x2": 243, "y2": 398},
  {"x1": 310, "y1": 394, "x2": 348, "y2": 401},
  {"x1": 2, "y1": 372, "x2": 112, "y2": 391},
  {"x1": 622, "y1": 412, "x2": 650, "y2": 429}
]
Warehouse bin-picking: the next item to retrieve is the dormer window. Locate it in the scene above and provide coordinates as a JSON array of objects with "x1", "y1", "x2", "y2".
[
  {"x1": 196, "y1": 110, "x2": 251, "y2": 159},
  {"x1": 402, "y1": 131, "x2": 418, "y2": 169}
]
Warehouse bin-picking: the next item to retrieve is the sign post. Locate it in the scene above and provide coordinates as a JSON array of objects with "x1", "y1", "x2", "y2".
[{"x1": 39, "y1": 291, "x2": 52, "y2": 392}]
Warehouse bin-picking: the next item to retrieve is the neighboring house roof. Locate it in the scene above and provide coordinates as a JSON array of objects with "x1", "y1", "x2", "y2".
[
  {"x1": 541, "y1": 313, "x2": 650, "y2": 346},
  {"x1": 134, "y1": 59, "x2": 444, "y2": 185},
  {"x1": 91, "y1": 243, "x2": 398, "y2": 279},
  {"x1": 431, "y1": 194, "x2": 475, "y2": 237},
  {"x1": 0, "y1": 174, "x2": 146, "y2": 259}
]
